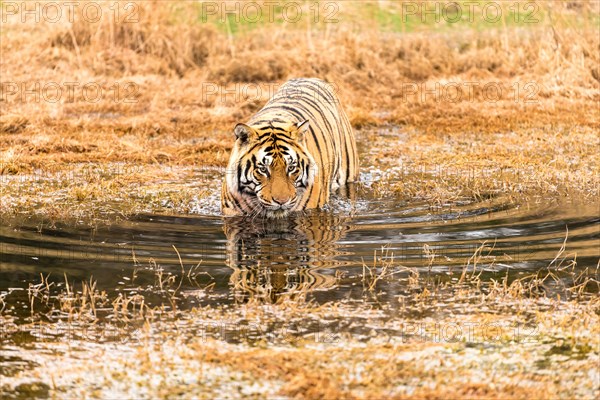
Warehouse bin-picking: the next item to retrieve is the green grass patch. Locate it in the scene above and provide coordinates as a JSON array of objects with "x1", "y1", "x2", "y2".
[{"x1": 188, "y1": 1, "x2": 599, "y2": 35}]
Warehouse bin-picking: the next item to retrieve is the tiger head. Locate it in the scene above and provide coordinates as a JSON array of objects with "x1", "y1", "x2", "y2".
[{"x1": 227, "y1": 120, "x2": 317, "y2": 218}]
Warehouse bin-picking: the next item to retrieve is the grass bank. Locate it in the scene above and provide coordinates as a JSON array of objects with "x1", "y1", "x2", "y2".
[
  {"x1": 1, "y1": 1, "x2": 598, "y2": 223},
  {"x1": 0, "y1": 2, "x2": 600, "y2": 209}
]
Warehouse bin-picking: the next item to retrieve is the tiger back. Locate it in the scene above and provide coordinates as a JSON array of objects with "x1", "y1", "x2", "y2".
[{"x1": 221, "y1": 78, "x2": 359, "y2": 218}]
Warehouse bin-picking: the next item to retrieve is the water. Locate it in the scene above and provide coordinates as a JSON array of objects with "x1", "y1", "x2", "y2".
[
  {"x1": 1, "y1": 186, "x2": 598, "y2": 314},
  {"x1": 1, "y1": 172, "x2": 599, "y2": 398}
]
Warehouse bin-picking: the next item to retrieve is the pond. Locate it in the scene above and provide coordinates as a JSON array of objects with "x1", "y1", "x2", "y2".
[{"x1": 2, "y1": 181, "x2": 598, "y2": 312}]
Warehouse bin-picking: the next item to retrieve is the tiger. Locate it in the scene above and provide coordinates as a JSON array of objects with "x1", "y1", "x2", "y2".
[{"x1": 221, "y1": 78, "x2": 359, "y2": 218}]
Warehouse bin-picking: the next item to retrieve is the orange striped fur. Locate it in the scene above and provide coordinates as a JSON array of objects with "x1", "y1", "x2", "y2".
[{"x1": 221, "y1": 78, "x2": 359, "y2": 218}]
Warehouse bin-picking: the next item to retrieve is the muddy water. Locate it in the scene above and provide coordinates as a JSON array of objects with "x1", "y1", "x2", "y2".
[{"x1": 1, "y1": 185, "x2": 598, "y2": 313}]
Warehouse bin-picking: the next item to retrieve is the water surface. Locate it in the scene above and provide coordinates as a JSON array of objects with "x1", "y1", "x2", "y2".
[{"x1": 2, "y1": 186, "x2": 598, "y2": 313}]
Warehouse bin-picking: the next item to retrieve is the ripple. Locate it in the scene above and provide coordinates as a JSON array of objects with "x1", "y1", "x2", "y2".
[{"x1": 1, "y1": 189, "x2": 598, "y2": 310}]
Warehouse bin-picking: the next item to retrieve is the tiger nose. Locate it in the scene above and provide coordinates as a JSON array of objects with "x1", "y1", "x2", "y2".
[{"x1": 272, "y1": 194, "x2": 290, "y2": 205}]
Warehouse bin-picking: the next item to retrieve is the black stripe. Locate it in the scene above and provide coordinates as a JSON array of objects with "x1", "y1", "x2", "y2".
[
  {"x1": 226, "y1": 184, "x2": 244, "y2": 213},
  {"x1": 236, "y1": 162, "x2": 243, "y2": 188},
  {"x1": 231, "y1": 78, "x2": 357, "y2": 212},
  {"x1": 245, "y1": 135, "x2": 271, "y2": 154}
]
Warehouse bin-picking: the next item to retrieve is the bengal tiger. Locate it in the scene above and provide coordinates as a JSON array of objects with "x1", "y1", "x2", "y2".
[{"x1": 221, "y1": 78, "x2": 359, "y2": 218}]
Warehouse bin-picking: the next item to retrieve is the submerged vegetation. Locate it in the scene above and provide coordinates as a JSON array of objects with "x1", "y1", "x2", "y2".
[
  {"x1": 1, "y1": 246, "x2": 599, "y2": 398},
  {"x1": 1, "y1": 0, "x2": 599, "y2": 398}
]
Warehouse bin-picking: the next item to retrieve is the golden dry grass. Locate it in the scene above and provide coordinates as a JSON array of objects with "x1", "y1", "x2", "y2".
[
  {"x1": 1, "y1": 1, "x2": 599, "y2": 221},
  {"x1": 1, "y1": 1, "x2": 598, "y2": 157},
  {"x1": 1, "y1": 3, "x2": 599, "y2": 397}
]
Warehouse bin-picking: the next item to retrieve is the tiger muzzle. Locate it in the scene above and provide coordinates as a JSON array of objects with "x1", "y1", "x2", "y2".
[{"x1": 269, "y1": 170, "x2": 295, "y2": 207}]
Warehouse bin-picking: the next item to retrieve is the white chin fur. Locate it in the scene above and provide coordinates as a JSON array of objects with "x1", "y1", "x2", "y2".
[{"x1": 265, "y1": 209, "x2": 290, "y2": 219}]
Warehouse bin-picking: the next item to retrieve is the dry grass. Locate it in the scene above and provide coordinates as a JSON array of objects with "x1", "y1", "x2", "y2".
[
  {"x1": 1, "y1": 5, "x2": 599, "y2": 395},
  {"x1": 0, "y1": 162, "x2": 218, "y2": 225},
  {"x1": 2, "y1": 2, "x2": 598, "y2": 222},
  {"x1": 1, "y1": 1, "x2": 598, "y2": 174},
  {"x1": 362, "y1": 125, "x2": 600, "y2": 204}
]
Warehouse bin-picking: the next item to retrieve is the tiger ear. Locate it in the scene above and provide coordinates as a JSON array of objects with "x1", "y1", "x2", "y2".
[
  {"x1": 292, "y1": 120, "x2": 310, "y2": 141},
  {"x1": 234, "y1": 123, "x2": 257, "y2": 143}
]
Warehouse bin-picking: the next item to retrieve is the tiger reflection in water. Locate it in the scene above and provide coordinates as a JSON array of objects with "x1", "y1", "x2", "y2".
[{"x1": 223, "y1": 208, "x2": 355, "y2": 303}]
